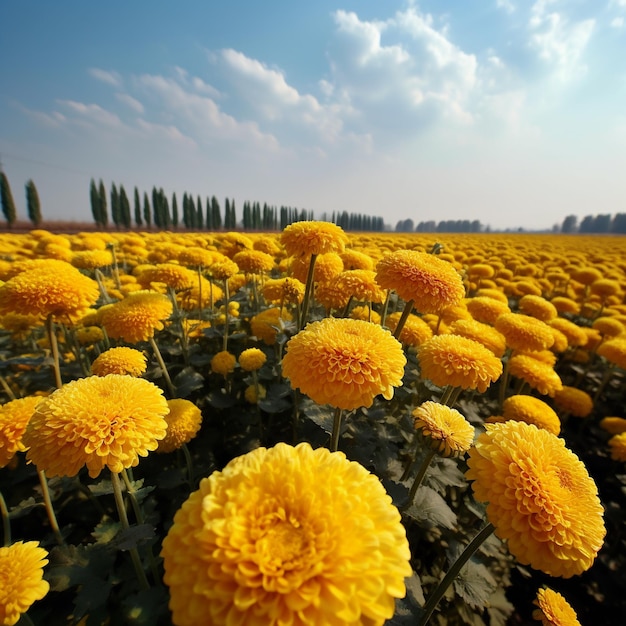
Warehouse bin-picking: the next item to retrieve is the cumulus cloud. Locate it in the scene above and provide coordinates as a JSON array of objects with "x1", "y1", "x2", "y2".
[
  {"x1": 88, "y1": 68, "x2": 122, "y2": 87},
  {"x1": 115, "y1": 93, "x2": 144, "y2": 114}
]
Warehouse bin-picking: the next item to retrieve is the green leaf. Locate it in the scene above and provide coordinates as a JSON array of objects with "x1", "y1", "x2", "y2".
[
  {"x1": 111, "y1": 523, "x2": 155, "y2": 551},
  {"x1": 122, "y1": 587, "x2": 170, "y2": 625},
  {"x1": 426, "y1": 457, "x2": 467, "y2": 493},
  {"x1": 8, "y1": 496, "x2": 41, "y2": 519},
  {"x1": 258, "y1": 396, "x2": 291, "y2": 413},
  {"x1": 173, "y1": 366, "x2": 205, "y2": 397},
  {"x1": 92, "y1": 518, "x2": 121, "y2": 544},
  {"x1": 451, "y1": 557, "x2": 497, "y2": 610},
  {"x1": 301, "y1": 399, "x2": 335, "y2": 434},
  {"x1": 404, "y1": 486, "x2": 457, "y2": 530},
  {"x1": 486, "y1": 589, "x2": 515, "y2": 626},
  {"x1": 88, "y1": 479, "x2": 114, "y2": 497},
  {"x1": 207, "y1": 389, "x2": 236, "y2": 408}
]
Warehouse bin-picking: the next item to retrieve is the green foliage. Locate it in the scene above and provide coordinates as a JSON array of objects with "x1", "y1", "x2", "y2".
[{"x1": 0, "y1": 171, "x2": 17, "y2": 226}]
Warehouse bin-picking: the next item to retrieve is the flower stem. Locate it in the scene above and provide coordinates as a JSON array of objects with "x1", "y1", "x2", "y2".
[
  {"x1": 418, "y1": 522, "x2": 495, "y2": 626},
  {"x1": 223, "y1": 280, "x2": 231, "y2": 352},
  {"x1": 330, "y1": 407, "x2": 344, "y2": 452},
  {"x1": 37, "y1": 470, "x2": 64, "y2": 545},
  {"x1": 0, "y1": 375, "x2": 16, "y2": 401},
  {"x1": 110, "y1": 471, "x2": 150, "y2": 591},
  {"x1": 498, "y1": 349, "x2": 512, "y2": 409},
  {"x1": 299, "y1": 254, "x2": 318, "y2": 331},
  {"x1": 380, "y1": 290, "x2": 391, "y2": 327},
  {"x1": 393, "y1": 299, "x2": 415, "y2": 340},
  {"x1": 45, "y1": 314, "x2": 63, "y2": 389},
  {"x1": 149, "y1": 336, "x2": 176, "y2": 398},
  {"x1": 182, "y1": 443, "x2": 195, "y2": 487},
  {"x1": 403, "y1": 449, "x2": 436, "y2": 511},
  {"x1": 0, "y1": 489, "x2": 10, "y2": 546}
]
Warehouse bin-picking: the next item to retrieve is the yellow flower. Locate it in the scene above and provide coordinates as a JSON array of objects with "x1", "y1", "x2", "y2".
[
  {"x1": 161, "y1": 442, "x2": 411, "y2": 626},
  {"x1": 448, "y1": 318, "x2": 507, "y2": 358},
  {"x1": 315, "y1": 282, "x2": 351, "y2": 310},
  {"x1": 282, "y1": 318, "x2": 406, "y2": 410},
  {"x1": 281, "y1": 220, "x2": 348, "y2": 257},
  {"x1": 550, "y1": 297, "x2": 580, "y2": 316},
  {"x1": 244, "y1": 383, "x2": 266, "y2": 404},
  {"x1": 0, "y1": 312, "x2": 42, "y2": 340},
  {"x1": 157, "y1": 399, "x2": 203, "y2": 453},
  {"x1": 23, "y1": 375, "x2": 168, "y2": 478},
  {"x1": 210, "y1": 351, "x2": 237, "y2": 377},
  {"x1": 0, "y1": 541, "x2": 50, "y2": 626},
  {"x1": 335, "y1": 270, "x2": 386, "y2": 303},
  {"x1": 589, "y1": 278, "x2": 621, "y2": 300},
  {"x1": 495, "y1": 313, "x2": 555, "y2": 352},
  {"x1": 0, "y1": 262, "x2": 99, "y2": 321},
  {"x1": 100, "y1": 291, "x2": 173, "y2": 343},
  {"x1": 349, "y1": 305, "x2": 381, "y2": 324},
  {"x1": 261, "y1": 277, "x2": 305, "y2": 305},
  {"x1": 71, "y1": 249, "x2": 113, "y2": 270},
  {"x1": 548, "y1": 318, "x2": 588, "y2": 348},
  {"x1": 571, "y1": 267, "x2": 603, "y2": 286},
  {"x1": 508, "y1": 354, "x2": 563, "y2": 397},
  {"x1": 340, "y1": 249, "x2": 374, "y2": 270},
  {"x1": 592, "y1": 316, "x2": 624, "y2": 338},
  {"x1": 385, "y1": 312, "x2": 433, "y2": 347},
  {"x1": 553, "y1": 386, "x2": 593, "y2": 418},
  {"x1": 0, "y1": 396, "x2": 42, "y2": 468},
  {"x1": 209, "y1": 258, "x2": 239, "y2": 281},
  {"x1": 519, "y1": 295, "x2": 558, "y2": 322},
  {"x1": 233, "y1": 249, "x2": 275, "y2": 274},
  {"x1": 375, "y1": 250, "x2": 465, "y2": 314},
  {"x1": 418, "y1": 334, "x2": 503, "y2": 392},
  {"x1": 250, "y1": 308, "x2": 291, "y2": 345},
  {"x1": 532, "y1": 587, "x2": 581, "y2": 626},
  {"x1": 466, "y1": 296, "x2": 511, "y2": 325},
  {"x1": 290, "y1": 253, "x2": 344, "y2": 284},
  {"x1": 608, "y1": 432, "x2": 626, "y2": 462},
  {"x1": 500, "y1": 394, "x2": 561, "y2": 435},
  {"x1": 412, "y1": 401, "x2": 475, "y2": 458},
  {"x1": 597, "y1": 337, "x2": 626, "y2": 369},
  {"x1": 91, "y1": 347, "x2": 147, "y2": 377},
  {"x1": 137, "y1": 263, "x2": 198, "y2": 291},
  {"x1": 466, "y1": 421, "x2": 605, "y2": 578},
  {"x1": 75, "y1": 325, "x2": 105, "y2": 346},
  {"x1": 599, "y1": 416, "x2": 626, "y2": 435},
  {"x1": 239, "y1": 348, "x2": 267, "y2": 372}
]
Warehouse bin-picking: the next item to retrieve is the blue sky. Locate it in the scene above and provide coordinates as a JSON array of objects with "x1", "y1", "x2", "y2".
[{"x1": 1, "y1": 0, "x2": 625, "y2": 231}]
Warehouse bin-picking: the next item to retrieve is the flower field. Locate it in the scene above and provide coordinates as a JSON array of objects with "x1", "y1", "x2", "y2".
[{"x1": 1, "y1": 225, "x2": 625, "y2": 625}]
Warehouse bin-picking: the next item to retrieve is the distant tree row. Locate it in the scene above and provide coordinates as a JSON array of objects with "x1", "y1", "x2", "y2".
[
  {"x1": 560, "y1": 213, "x2": 626, "y2": 234},
  {"x1": 396, "y1": 218, "x2": 483, "y2": 233},
  {"x1": 1, "y1": 172, "x2": 42, "y2": 227}
]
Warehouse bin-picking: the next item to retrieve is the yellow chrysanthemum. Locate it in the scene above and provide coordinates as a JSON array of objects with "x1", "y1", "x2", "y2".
[
  {"x1": 532, "y1": 587, "x2": 581, "y2": 626},
  {"x1": 209, "y1": 259, "x2": 240, "y2": 281},
  {"x1": 75, "y1": 325, "x2": 105, "y2": 346},
  {"x1": 335, "y1": 270, "x2": 386, "y2": 304},
  {"x1": 550, "y1": 297, "x2": 580, "y2": 316},
  {"x1": 340, "y1": 249, "x2": 374, "y2": 270},
  {"x1": 608, "y1": 432, "x2": 626, "y2": 462},
  {"x1": 597, "y1": 337, "x2": 626, "y2": 369},
  {"x1": 412, "y1": 401, "x2": 475, "y2": 458},
  {"x1": 261, "y1": 277, "x2": 305, "y2": 305},
  {"x1": 0, "y1": 312, "x2": 42, "y2": 340},
  {"x1": 508, "y1": 354, "x2": 563, "y2": 397},
  {"x1": 281, "y1": 220, "x2": 348, "y2": 257},
  {"x1": 244, "y1": 383, "x2": 267, "y2": 404},
  {"x1": 553, "y1": 386, "x2": 593, "y2": 418},
  {"x1": 0, "y1": 262, "x2": 99, "y2": 321},
  {"x1": 100, "y1": 291, "x2": 173, "y2": 344},
  {"x1": 71, "y1": 249, "x2": 113, "y2": 270},
  {"x1": 592, "y1": 316, "x2": 624, "y2": 338},
  {"x1": 210, "y1": 351, "x2": 237, "y2": 377},
  {"x1": 495, "y1": 313, "x2": 555, "y2": 352},
  {"x1": 418, "y1": 334, "x2": 503, "y2": 393},
  {"x1": 466, "y1": 421, "x2": 605, "y2": 578},
  {"x1": 282, "y1": 318, "x2": 406, "y2": 410},
  {"x1": 571, "y1": 267, "x2": 603, "y2": 286},
  {"x1": 0, "y1": 541, "x2": 50, "y2": 626},
  {"x1": 315, "y1": 282, "x2": 350, "y2": 310},
  {"x1": 290, "y1": 253, "x2": 344, "y2": 285},
  {"x1": 499, "y1": 394, "x2": 561, "y2": 435},
  {"x1": 232, "y1": 249, "x2": 275, "y2": 274},
  {"x1": 349, "y1": 306, "x2": 381, "y2": 324},
  {"x1": 599, "y1": 416, "x2": 626, "y2": 435},
  {"x1": 137, "y1": 263, "x2": 198, "y2": 291},
  {"x1": 157, "y1": 399, "x2": 203, "y2": 453},
  {"x1": 519, "y1": 295, "x2": 558, "y2": 322},
  {"x1": 91, "y1": 347, "x2": 148, "y2": 377},
  {"x1": 385, "y1": 312, "x2": 433, "y2": 347},
  {"x1": 161, "y1": 442, "x2": 412, "y2": 626},
  {"x1": 23, "y1": 375, "x2": 169, "y2": 478},
  {"x1": 239, "y1": 348, "x2": 267, "y2": 372},
  {"x1": 250, "y1": 308, "x2": 291, "y2": 345},
  {"x1": 548, "y1": 318, "x2": 587, "y2": 348},
  {"x1": 448, "y1": 318, "x2": 507, "y2": 358},
  {"x1": 466, "y1": 296, "x2": 511, "y2": 325},
  {"x1": 0, "y1": 396, "x2": 43, "y2": 468},
  {"x1": 375, "y1": 250, "x2": 465, "y2": 314}
]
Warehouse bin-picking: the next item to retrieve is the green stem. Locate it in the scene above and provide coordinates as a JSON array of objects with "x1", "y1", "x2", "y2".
[
  {"x1": 110, "y1": 471, "x2": 150, "y2": 591},
  {"x1": 253, "y1": 370, "x2": 263, "y2": 442},
  {"x1": 393, "y1": 299, "x2": 415, "y2": 340},
  {"x1": 0, "y1": 489, "x2": 10, "y2": 546},
  {"x1": 94, "y1": 268, "x2": 113, "y2": 304},
  {"x1": 182, "y1": 443, "x2": 195, "y2": 487},
  {"x1": 223, "y1": 280, "x2": 231, "y2": 352},
  {"x1": 418, "y1": 522, "x2": 496, "y2": 626},
  {"x1": 45, "y1": 314, "x2": 63, "y2": 389},
  {"x1": 403, "y1": 449, "x2": 436, "y2": 511},
  {"x1": 37, "y1": 470, "x2": 64, "y2": 545},
  {"x1": 498, "y1": 349, "x2": 512, "y2": 409},
  {"x1": 0, "y1": 375, "x2": 16, "y2": 400},
  {"x1": 380, "y1": 290, "x2": 391, "y2": 327},
  {"x1": 149, "y1": 336, "x2": 176, "y2": 398},
  {"x1": 330, "y1": 407, "x2": 344, "y2": 452},
  {"x1": 299, "y1": 254, "x2": 318, "y2": 331},
  {"x1": 441, "y1": 386, "x2": 462, "y2": 408},
  {"x1": 197, "y1": 266, "x2": 204, "y2": 319},
  {"x1": 438, "y1": 386, "x2": 455, "y2": 407}
]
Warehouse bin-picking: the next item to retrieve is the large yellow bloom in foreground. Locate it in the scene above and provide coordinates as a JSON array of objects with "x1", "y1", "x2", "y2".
[
  {"x1": 375, "y1": 250, "x2": 465, "y2": 314},
  {"x1": 282, "y1": 318, "x2": 406, "y2": 410},
  {"x1": 23, "y1": 375, "x2": 169, "y2": 478},
  {"x1": 161, "y1": 442, "x2": 412, "y2": 626},
  {"x1": 466, "y1": 421, "x2": 605, "y2": 578},
  {"x1": 0, "y1": 541, "x2": 50, "y2": 626}
]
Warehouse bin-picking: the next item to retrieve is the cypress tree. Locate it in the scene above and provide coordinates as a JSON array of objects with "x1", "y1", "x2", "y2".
[
  {"x1": 98, "y1": 180, "x2": 108, "y2": 227},
  {"x1": 90, "y1": 179, "x2": 101, "y2": 226},
  {"x1": 205, "y1": 197, "x2": 212, "y2": 230},
  {"x1": 119, "y1": 185, "x2": 131, "y2": 228},
  {"x1": 152, "y1": 187, "x2": 161, "y2": 228},
  {"x1": 110, "y1": 183, "x2": 121, "y2": 228},
  {"x1": 25, "y1": 179, "x2": 42, "y2": 226},
  {"x1": 172, "y1": 192, "x2": 179, "y2": 229},
  {"x1": 211, "y1": 196, "x2": 221, "y2": 229},
  {"x1": 0, "y1": 171, "x2": 17, "y2": 227},
  {"x1": 134, "y1": 187, "x2": 142, "y2": 227}
]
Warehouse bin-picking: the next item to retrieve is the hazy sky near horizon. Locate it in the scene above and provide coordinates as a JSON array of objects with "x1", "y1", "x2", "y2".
[{"x1": 1, "y1": 0, "x2": 626, "y2": 231}]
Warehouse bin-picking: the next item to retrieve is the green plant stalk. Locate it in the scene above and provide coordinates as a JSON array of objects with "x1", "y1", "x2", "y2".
[
  {"x1": 223, "y1": 279, "x2": 231, "y2": 352},
  {"x1": 110, "y1": 471, "x2": 150, "y2": 591},
  {"x1": 403, "y1": 449, "x2": 436, "y2": 511},
  {"x1": 380, "y1": 290, "x2": 391, "y2": 327},
  {"x1": 149, "y1": 335, "x2": 176, "y2": 398},
  {"x1": 45, "y1": 314, "x2": 63, "y2": 389},
  {"x1": 253, "y1": 370, "x2": 263, "y2": 441},
  {"x1": 197, "y1": 266, "x2": 204, "y2": 319},
  {"x1": 0, "y1": 489, "x2": 10, "y2": 546},
  {"x1": 330, "y1": 407, "x2": 344, "y2": 452},
  {"x1": 94, "y1": 268, "x2": 113, "y2": 304},
  {"x1": 37, "y1": 470, "x2": 64, "y2": 545},
  {"x1": 299, "y1": 253, "x2": 318, "y2": 331},
  {"x1": 0, "y1": 375, "x2": 16, "y2": 400},
  {"x1": 182, "y1": 443, "x2": 195, "y2": 488},
  {"x1": 392, "y1": 299, "x2": 415, "y2": 340},
  {"x1": 498, "y1": 349, "x2": 512, "y2": 409},
  {"x1": 418, "y1": 522, "x2": 496, "y2": 626}
]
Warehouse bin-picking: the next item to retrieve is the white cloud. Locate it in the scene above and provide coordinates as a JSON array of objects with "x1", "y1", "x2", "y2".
[
  {"x1": 610, "y1": 16, "x2": 624, "y2": 28},
  {"x1": 88, "y1": 68, "x2": 122, "y2": 87},
  {"x1": 57, "y1": 100, "x2": 123, "y2": 127},
  {"x1": 529, "y1": 1, "x2": 595, "y2": 81},
  {"x1": 496, "y1": 0, "x2": 515, "y2": 13},
  {"x1": 115, "y1": 93, "x2": 144, "y2": 114}
]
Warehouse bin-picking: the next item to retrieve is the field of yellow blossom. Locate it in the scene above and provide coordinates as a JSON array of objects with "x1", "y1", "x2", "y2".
[{"x1": 1, "y1": 225, "x2": 625, "y2": 626}]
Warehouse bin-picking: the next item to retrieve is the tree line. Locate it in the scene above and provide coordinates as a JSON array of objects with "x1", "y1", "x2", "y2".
[
  {"x1": 395, "y1": 218, "x2": 484, "y2": 233},
  {"x1": 560, "y1": 213, "x2": 626, "y2": 234},
  {"x1": 0, "y1": 171, "x2": 42, "y2": 227}
]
